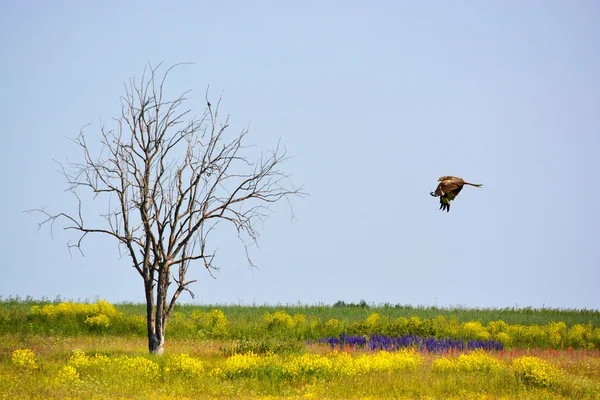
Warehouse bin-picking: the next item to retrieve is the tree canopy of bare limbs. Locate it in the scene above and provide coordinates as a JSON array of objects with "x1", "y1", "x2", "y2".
[{"x1": 29, "y1": 64, "x2": 305, "y2": 354}]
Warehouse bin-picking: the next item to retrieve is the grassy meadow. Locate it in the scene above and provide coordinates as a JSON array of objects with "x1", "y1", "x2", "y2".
[{"x1": 1, "y1": 297, "x2": 599, "y2": 399}]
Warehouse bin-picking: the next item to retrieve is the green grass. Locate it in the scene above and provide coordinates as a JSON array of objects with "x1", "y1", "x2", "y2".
[
  {"x1": 120, "y1": 301, "x2": 600, "y2": 326},
  {"x1": 1, "y1": 298, "x2": 599, "y2": 399},
  {"x1": 1, "y1": 334, "x2": 599, "y2": 399},
  {"x1": 3, "y1": 296, "x2": 599, "y2": 332},
  {"x1": 2, "y1": 298, "x2": 599, "y2": 349},
  {"x1": 4, "y1": 296, "x2": 600, "y2": 324}
]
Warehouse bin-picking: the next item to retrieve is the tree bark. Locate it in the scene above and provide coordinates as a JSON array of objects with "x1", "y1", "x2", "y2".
[
  {"x1": 144, "y1": 276, "x2": 159, "y2": 354},
  {"x1": 152, "y1": 264, "x2": 169, "y2": 355}
]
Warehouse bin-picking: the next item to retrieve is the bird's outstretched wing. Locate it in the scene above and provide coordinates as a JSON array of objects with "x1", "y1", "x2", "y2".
[
  {"x1": 433, "y1": 181, "x2": 462, "y2": 197},
  {"x1": 430, "y1": 181, "x2": 463, "y2": 212}
]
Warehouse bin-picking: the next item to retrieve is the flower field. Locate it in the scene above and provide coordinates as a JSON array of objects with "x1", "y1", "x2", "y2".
[
  {"x1": 1, "y1": 299, "x2": 599, "y2": 399},
  {"x1": 317, "y1": 333, "x2": 504, "y2": 352}
]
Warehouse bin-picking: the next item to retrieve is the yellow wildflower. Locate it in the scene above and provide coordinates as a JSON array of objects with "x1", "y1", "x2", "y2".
[
  {"x1": 11, "y1": 349, "x2": 38, "y2": 370},
  {"x1": 512, "y1": 356, "x2": 564, "y2": 387},
  {"x1": 433, "y1": 350, "x2": 504, "y2": 374},
  {"x1": 57, "y1": 365, "x2": 80, "y2": 383},
  {"x1": 164, "y1": 353, "x2": 204, "y2": 378},
  {"x1": 116, "y1": 356, "x2": 159, "y2": 379}
]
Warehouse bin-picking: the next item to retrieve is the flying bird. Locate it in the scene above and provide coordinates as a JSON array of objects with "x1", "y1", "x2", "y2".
[{"x1": 430, "y1": 176, "x2": 482, "y2": 212}]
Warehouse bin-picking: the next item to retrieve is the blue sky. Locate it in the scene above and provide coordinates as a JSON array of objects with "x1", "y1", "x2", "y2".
[{"x1": 1, "y1": 1, "x2": 598, "y2": 309}]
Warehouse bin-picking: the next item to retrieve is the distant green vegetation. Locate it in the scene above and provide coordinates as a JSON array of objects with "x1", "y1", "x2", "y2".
[{"x1": 1, "y1": 297, "x2": 599, "y2": 350}]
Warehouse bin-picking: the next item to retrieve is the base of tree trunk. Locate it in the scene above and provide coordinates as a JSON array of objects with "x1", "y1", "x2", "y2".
[{"x1": 149, "y1": 334, "x2": 165, "y2": 355}]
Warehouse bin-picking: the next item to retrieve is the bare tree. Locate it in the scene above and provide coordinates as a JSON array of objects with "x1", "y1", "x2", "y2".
[{"x1": 29, "y1": 64, "x2": 304, "y2": 355}]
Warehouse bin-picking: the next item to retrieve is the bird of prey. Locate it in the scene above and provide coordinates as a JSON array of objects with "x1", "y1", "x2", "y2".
[{"x1": 430, "y1": 176, "x2": 482, "y2": 212}]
